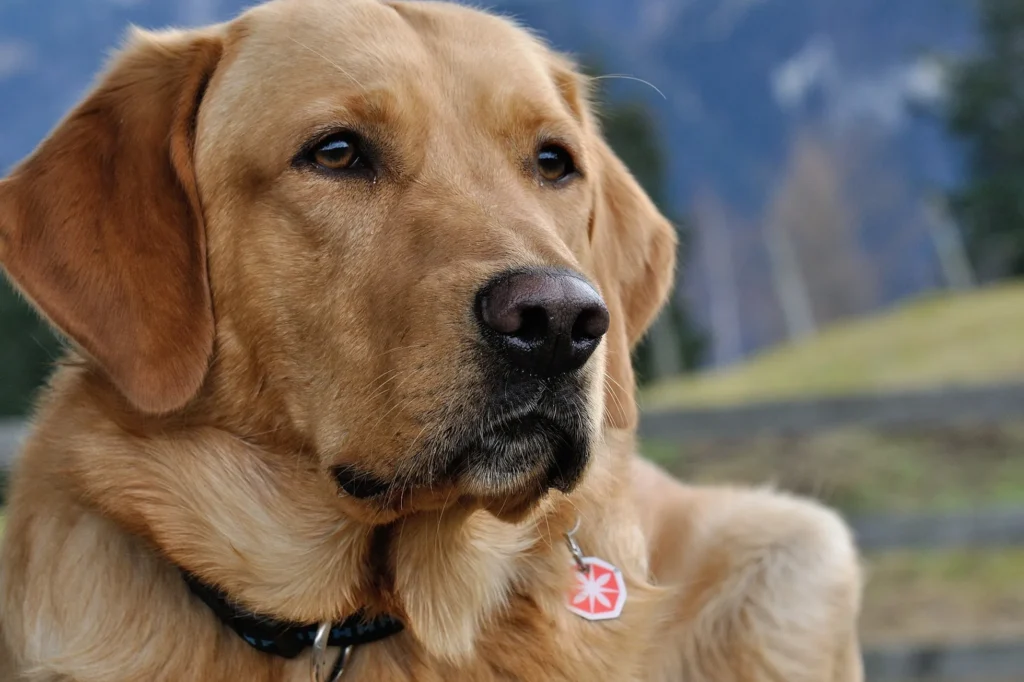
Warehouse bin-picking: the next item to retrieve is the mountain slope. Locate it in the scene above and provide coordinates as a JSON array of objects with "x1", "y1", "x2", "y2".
[
  {"x1": 0, "y1": 0, "x2": 982, "y2": 359},
  {"x1": 643, "y1": 281, "x2": 1024, "y2": 408}
]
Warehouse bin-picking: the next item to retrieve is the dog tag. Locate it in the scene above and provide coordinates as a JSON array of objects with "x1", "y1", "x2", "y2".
[
  {"x1": 565, "y1": 556, "x2": 627, "y2": 621},
  {"x1": 563, "y1": 519, "x2": 627, "y2": 621}
]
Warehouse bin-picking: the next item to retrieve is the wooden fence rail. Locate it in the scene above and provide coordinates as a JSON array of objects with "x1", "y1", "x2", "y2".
[
  {"x1": 639, "y1": 382, "x2": 1024, "y2": 442},
  {"x1": 865, "y1": 641, "x2": 1024, "y2": 681},
  {"x1": 852, "y1": 508, "x2": 1024, "y2": 551}
]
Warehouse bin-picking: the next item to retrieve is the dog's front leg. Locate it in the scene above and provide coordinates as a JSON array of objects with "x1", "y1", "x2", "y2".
[{"x1": 632, "y1": 458, "x2": 863, "y2": 682}]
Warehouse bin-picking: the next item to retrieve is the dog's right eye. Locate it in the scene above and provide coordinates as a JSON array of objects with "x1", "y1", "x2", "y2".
[
  {"x1": 536, "y1": 144, "x2": 577, "y2": 184},
  {"x1": 302, "y1": 132, "x2": 370, "y2": 174}
]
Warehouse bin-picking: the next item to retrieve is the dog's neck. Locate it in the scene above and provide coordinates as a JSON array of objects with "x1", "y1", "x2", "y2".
[
  {"x1": 33, "y1": 366, "x2": 647, "y2": 665},
  {"x1": 32, "y1": 367, "x2": 649, "y2": 664}
]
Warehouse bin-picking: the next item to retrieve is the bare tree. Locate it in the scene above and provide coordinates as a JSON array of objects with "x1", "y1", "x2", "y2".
[
  {"x1": 763, "y1": 206, "x2": 816, "y2": 341},
  {"x1": 765, "y1": 132, "x2": 877, "y2": 330},
  {"x1": 924, "y1": 194, "x2": 976, "y2": 291},
  {"x1": 692, "y1": 188, "x2": 744, "y2": 366}
]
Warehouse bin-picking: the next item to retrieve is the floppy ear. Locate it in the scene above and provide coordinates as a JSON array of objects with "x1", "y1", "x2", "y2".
[
  {"x1": 589, "y1": 136, "x2": 678, "y2": 428},
  {"x1": 546, "y1": 57, "x2": 677, "y2": 428},
  {"x1": 0, "y1": 28, "x2": 223, "y2": 414}
]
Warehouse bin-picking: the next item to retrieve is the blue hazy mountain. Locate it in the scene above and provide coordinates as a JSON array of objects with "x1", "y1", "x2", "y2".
[{"x1": 0, "y1": 0, "x2": 980, "y2": 355}]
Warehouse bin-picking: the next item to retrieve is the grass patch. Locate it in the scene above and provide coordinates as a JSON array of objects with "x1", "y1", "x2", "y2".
[
  {"x1": 862, "y1": 549, "x2": 1024, "y2": 645},
  {"x1": 643, "y1": 423, "x2": 1024, "y2": 516},
  {"x1": 642, "y1": 281, "x2": 1024, "y2": 409}
]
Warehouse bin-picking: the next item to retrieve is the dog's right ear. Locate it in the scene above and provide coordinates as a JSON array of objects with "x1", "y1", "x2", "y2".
[
  {"x1": 0, "y1": 28, "x2": 223, "y2": 415},
  {"x1": 545, "y1": 53, "x2": 678, "y2": 429}
]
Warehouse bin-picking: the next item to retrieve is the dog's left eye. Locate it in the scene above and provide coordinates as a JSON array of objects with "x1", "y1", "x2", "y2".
[
  {"x1": 315, "y1": 133, "x2": 365, "y2": 170},
  {"x1": 299, "y1": 131, "x2": 372, "y2": 175},
  {"x1": 536, "y1": 144, "x2": 577, "y2": 184}
]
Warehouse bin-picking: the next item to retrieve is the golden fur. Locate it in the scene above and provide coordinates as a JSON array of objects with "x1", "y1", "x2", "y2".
[{"x1": 0, "y1": 1, "x2": 863, "y2": 679}]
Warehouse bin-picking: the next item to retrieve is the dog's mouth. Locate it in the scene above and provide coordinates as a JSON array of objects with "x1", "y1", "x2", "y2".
[
  {"x1": 451, "y1": 405, "x2": 589, "y2": 496},
  {"x1": 331, "y1": 375, "x2": 593, "y2": 519}
]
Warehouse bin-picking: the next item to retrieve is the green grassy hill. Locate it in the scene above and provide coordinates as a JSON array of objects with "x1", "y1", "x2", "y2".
[
  {"x1": 640, "y1": 283, "x2": 1024, "y2": 647},
  {"x1": 643, "y1": 281, "x2": 1024, "y2": 409}
]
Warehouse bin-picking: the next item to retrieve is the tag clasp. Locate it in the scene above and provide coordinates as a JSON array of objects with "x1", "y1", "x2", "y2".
[
  {"x1": 564, "y1": 517, "x2": 588, "y2": 573},
  {"x1": 312, "y1": 623, "x2": 353, "y2": 682}
]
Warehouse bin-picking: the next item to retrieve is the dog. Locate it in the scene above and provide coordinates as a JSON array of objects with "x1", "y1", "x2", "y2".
[{"x1": 0, "y1": 1, "x2": 863, "y2": 679}]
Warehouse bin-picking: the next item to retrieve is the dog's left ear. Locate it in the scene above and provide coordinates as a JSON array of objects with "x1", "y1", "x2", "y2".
[{"x1": 549, "y1": 57, "x2": 678, "y2": 429}]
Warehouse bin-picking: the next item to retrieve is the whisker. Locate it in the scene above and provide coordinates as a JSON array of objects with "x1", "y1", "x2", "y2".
[
  {"x1": 540, "y1": 508, "x2": 555, "y2": 554},
  {"x1": 364, "y1": 368, "x2": 411, "y2": 404},
  {"x1": 367, "y1": 391, "x2": 414, "y2": 435},
  {"x1": 376, "y1": 342, "x2": 425, "y2": 357},
  {"x1": 590, "y1": 73, "x2": 667, "y2": 100},
  {"x1": 563, "y1": 496, "x2": 590, "y2": 530},
  {"x1": 602, "y1": 370, "x2": 637, "y2": 419},
  {"x1": 288, "y1": 37, "x2": 365, "y2": 89},
  {"x1": 435, "y1": 487, "x2": 455, "y2": 557},
  {"x1": 601, "y1": 378, "x2": 627, "y2": 421}
]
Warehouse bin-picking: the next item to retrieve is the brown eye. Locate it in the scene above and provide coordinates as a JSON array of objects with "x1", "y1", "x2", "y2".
[
  {"x1": 310, "y1": 133, "x2": 365, "y2": 172},
  {"x1": 537, "y1": 144, "x2": 576, "y2": 183}
]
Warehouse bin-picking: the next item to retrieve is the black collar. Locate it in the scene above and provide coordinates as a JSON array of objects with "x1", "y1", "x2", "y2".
[{"x1": 182, "y1": 571, "x2": 404, "y2": 659}]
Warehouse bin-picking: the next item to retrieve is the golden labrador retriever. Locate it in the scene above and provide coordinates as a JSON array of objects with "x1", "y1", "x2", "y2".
[{"x1": 0, "y1": 1, "x2": 863, "y2": 680}]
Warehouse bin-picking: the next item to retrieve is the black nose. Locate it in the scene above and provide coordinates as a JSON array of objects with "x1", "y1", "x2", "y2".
[{"x1": 475, "y1": 268, "x2": 610, "y2": 378}]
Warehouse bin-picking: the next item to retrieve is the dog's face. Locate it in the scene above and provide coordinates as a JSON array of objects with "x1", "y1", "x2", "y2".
[{"x1": 0, "y1": 0, "x2": 675, "y2": 523}]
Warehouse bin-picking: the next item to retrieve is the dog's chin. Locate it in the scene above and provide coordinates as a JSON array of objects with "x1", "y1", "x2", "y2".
[
  {"x1": 331, "y1": 409, "x2": 592, "y2": 523},
  {"x1": 451, "y1": 414, "x2": 592, "y2": 520}
]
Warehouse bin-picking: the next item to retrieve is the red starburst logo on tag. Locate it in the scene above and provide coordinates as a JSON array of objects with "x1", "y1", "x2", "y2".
[{"x1": 565, "y1": 557, "x2": 627, "y2": 621}]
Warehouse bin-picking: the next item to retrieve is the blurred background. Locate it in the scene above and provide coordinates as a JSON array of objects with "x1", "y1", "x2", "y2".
[{"x1": 2, "y1": 0, "x2": 1024, "y2": 679}]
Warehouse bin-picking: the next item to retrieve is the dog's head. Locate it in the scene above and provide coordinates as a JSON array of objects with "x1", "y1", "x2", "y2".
[{"x1": 0, "y1": 0, "x2": 675, "y2": 523}]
